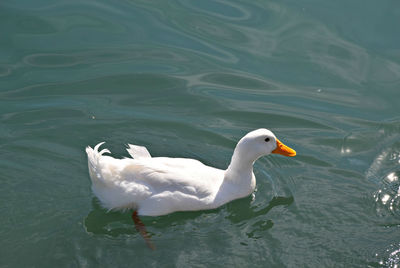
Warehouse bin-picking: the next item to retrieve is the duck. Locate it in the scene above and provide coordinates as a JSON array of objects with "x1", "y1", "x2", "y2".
[{"x1": 85, "y1": 128, "x2": 296, "y2": 248}]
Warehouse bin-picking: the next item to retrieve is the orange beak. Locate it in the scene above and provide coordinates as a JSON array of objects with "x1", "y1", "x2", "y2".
[{"x1": 271, "y1": 138, "x2": 296, "y2": 157}]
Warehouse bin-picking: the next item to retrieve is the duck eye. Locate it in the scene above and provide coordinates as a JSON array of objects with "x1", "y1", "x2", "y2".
[{"x1": 265, "y1": 138, "x2": 270, "y2": 142}]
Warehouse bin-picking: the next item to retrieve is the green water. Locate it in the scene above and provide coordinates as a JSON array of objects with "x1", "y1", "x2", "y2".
[{"x1": 1, "y1": 0, "x2": 400, "y2": 267}]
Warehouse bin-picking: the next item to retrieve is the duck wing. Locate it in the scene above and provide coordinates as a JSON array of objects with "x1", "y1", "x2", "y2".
[
  {"x1": 120, "y1": 157, "x2": 225, "y2": 215},
  {"x1": 126, "y1": 144, "x2": 151, "y2": 159},
  {"x1": 120, "y1": 157, "x2": 221, "y2": 197}
]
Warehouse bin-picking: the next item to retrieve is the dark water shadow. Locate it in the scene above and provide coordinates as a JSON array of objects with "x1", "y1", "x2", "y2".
[
  {"x1": 84, "y1": 199, "x2": 137, "y2": 237},
  {"x1": 225, "y1": 195, "x2": 294, "y2": 239},
  {"x1": 84, "y1": 195, "x2": 294, "y2": 238},
  {"x1": 84, "y1": 198, "x2": 214, "y2": 237},
  {"x1": 225, "y1": 195, "x2": 294, "y2": 224}
]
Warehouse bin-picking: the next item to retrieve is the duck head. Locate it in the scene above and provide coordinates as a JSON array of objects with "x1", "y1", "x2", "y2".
[{"x1": 235, "y1": 128, "x2": 296, "y2": 162}]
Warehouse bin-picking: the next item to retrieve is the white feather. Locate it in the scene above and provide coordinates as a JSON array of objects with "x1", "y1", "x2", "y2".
[{"x1": 126, "y1": 144, "x2": 151, "y2": 159}]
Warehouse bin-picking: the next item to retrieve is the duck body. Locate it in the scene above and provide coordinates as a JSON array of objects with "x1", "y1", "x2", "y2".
[
  {"x1": 87, "y1": 150, "x2": 255, "y2": 216},
  {"x1": 86, "y1": 129, "x2": 295, "y2": 216}
]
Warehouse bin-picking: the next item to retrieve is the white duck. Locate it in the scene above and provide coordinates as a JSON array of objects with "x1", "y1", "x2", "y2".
[{"x1": 86, "y1": 128, "x2": 295, "y2": 247}]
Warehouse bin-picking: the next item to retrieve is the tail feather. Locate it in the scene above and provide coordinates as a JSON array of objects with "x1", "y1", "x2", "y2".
[
  {"x1": 86, "y1": 142, "x2": 109, "y2": 182},
  {"x1": 94, "y1": 142, "x2": 105, "y2": 152}
]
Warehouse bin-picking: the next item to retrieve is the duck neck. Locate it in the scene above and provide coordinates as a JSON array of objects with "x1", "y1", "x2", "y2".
[
  {"x1": 213, "y1": 145, "x2": 258, "y2": 206},
  {"x1": 225, "y1": 145, "x2": 256, "y2": 184}
]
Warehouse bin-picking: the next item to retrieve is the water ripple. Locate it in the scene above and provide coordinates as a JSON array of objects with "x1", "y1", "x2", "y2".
[
  {"x1": 24, "y1": 53, "x2": 80, "y2": 68},
  {"x1": 1, "y1": 0, "x2": 400, "y2": 267},
  {"x1": 375, "y1": 242, "x2": 400, "y2": 268},
  {"x1": 179, "y1": 0, "x2": 251, "y2": 21},
  {"x1": 0, "y1": 65, "x2": 12, "y2": 77},
  {"x1": 367, "y1": 134, "x2": 400, "y2": 218}
]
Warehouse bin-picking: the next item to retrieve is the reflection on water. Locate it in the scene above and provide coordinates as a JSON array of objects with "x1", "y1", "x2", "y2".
[
  {"x1": 226, "y1": 195, "x2": 294, "y2": 223},
  {"x1": 85, "y1": 195, "x2": 293, "y2": 241},
  {"x1": 84, "y1": 199, "x2": 136, "y2": 237},
  {"x1": 367, "y1": 140, "x2": 400, "y2": 218},
  {"x1": 374, "y1": 171, "x2": 400, "y2": 218},
  {"x1": 367, "y1": 136, "x2": 400, "y2": 267},
  {"x1": 375, "y1": 243, "x2": 400, "y2": 268}
]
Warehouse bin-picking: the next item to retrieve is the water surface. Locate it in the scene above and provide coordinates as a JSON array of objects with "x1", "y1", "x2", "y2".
[{"x1": 1, "y1": 0, "x2": 400, "y2": 267}]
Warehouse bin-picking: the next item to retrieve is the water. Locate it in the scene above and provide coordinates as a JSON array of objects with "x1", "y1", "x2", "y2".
[{"x1": 1, "y1": 0, "x2": 399, "y2": 267}]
